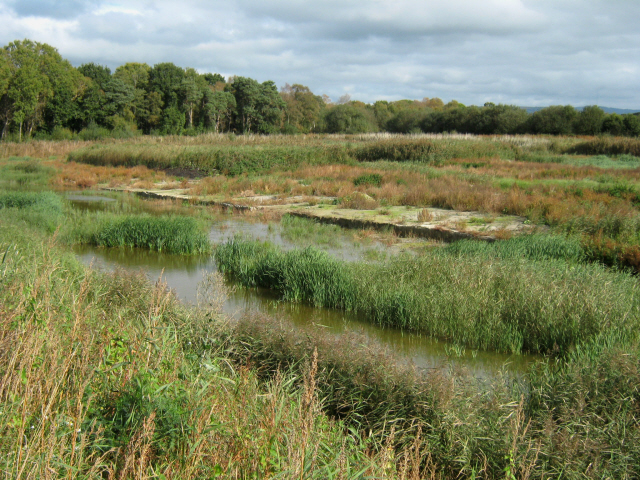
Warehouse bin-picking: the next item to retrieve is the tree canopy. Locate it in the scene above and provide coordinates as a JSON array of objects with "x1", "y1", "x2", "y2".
[{"x1": 1, "y1": 38, "x2": 639, "y2": 140}]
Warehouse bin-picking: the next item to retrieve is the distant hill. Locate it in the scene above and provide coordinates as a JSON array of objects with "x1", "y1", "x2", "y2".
[{"x1": 522, "y1": 106, "x2": 640, "y2": 115}]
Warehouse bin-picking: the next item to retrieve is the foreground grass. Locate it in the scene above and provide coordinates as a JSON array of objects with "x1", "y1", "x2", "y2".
[
  {"x1": 0, "y1": 218, "x2": 410, "y2": 478},
  {"x1": 216, "y1": 238, "x2": 640, "y2": 354}
]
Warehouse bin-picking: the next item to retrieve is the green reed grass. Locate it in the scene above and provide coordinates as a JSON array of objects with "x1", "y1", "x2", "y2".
[
  {"x1": 0, "y1": 220, "x2": 398, "y2": 479},
  {"x1": 569, "y1": 136, "x2": 640, "y2": 156},
  {"x1": 4, "y1": 202, "x2": 640, "y2": 478},
  {"x1": 0, "y1": 157, "x2": 54, "y2": 189},
  {"x1": 67, "y1": 135, "x2": 594, "y2": 177},
  {"x1": 280, "y1": 213, "x2": 344, "y2": 247},
  {"x1": 66, "y1": 212, "x2": 211, "y2": 254},
  {"x1": 225, "y1": 312, "x2": 640, "y2": 478},
  {"x1": 443, "y1": 234, "x2": 585, "y2": 262},
  {"x1": 215, "y1": 238, "x2": 640, "y2": 354},
  {"x1": 0, "y1": 190, "x2": 64, "y2": 233},
  {"x1": 68, "y1": 143, "x2": 352, "y2": 176}
]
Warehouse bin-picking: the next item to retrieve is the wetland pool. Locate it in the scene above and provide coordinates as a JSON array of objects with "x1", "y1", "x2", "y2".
[{"x1": 73, "y1": 217, "x2": 537, "y2": 378}]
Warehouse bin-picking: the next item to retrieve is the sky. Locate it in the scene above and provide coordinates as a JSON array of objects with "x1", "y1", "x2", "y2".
[{"x1": 1, "y1": 0, "x2": 639, "y2": 109}]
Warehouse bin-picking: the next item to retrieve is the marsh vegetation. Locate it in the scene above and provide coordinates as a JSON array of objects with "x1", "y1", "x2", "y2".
[{"x1": 1, "y1": 133, "x2": 640, "y2": 478}]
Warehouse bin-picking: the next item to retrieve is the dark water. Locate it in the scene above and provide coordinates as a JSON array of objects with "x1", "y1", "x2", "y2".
[{"x1": 74, "y1": 218, "x2": 537, "y2": 377}]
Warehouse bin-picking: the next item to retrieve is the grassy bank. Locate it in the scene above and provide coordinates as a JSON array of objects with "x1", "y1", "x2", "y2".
[
  {"x1": 215, "y1": 238, "x2": 640, "y2": 354},
  {"x1": 227, "y1": 313, "x2": 640, "y2": 479}
]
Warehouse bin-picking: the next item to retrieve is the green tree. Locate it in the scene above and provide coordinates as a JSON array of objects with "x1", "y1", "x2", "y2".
[
  {"x1": 78, "y1": 79, "x2": 106, "y2": 128},
  {"x1": 114, "y1": 63, "x2": 152, "y2": 129},
  {"x1": 602, "y1": 113, "x2": 625, "y2": 136},
  {"x1": 1, "y1": 40, "x2": 66, "y2": 139},
  {"x1": 114, "y1": 62, "x2": 150, "y2": 90},
  {"x1": 77, "y1": 63, "x2": 111, "y2": 89},
  {"x1": 0, "y1": 49, "x2": 13, "y2": 138},
  {"x1": 227, "y1": 76, "x2": 285, "y2": 133},
  {"x1": 203, "y1": 73, "x2": 225, "y2": 86},
  {"x1": 323, "y1": 104, "x2": 377, "y2": 134},
  {"x1": 137, "y1": 91, "x2": 163, "y2": 133},
  {"x1": 623, "y1": 114, "x2": 640, "y2": 137},
  {"x1": 102, "y1": 77, "x2": 136, "y2": 129},
  {"x1": 280, "y1": 83, "x2": 324, "y2": 133},
  {"x1": 386, "y1": 108, "x2": 430, "y2": 133},
  {"x1": 9, "y1": 63, "x2": 46, "y2": 140},
  {"x1": 574, "y1": 105, "x2": 605, "y2": 135},
  {"x1": 480, "y1": 104, "x2": 528, "y2": 134},
  {"x1": 180, "y1": 68, "x2": 207, "y2": 129},
  {"x1": 149, "y1": 62, "x2": 184, "y2": 110},
  {"x1": 203, "y1": 90, "x2": 235, "y2": 133},
  {"x1": 41, "y1": 55, "x2": 84, "y2": 132},
  {"x1": 528, "y1": 105, "x2": 577, "y2": 135}
]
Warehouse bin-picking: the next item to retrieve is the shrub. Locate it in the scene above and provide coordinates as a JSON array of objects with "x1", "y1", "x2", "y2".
[{"x1": 353, "y1": 173, "x2": 383, "y2": 187}]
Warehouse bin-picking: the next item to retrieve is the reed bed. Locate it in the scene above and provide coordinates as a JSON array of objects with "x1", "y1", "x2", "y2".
[
  {"x1": 65, "y1": 213, "x2": 211, "y2": 254},
  {"x1": 65, "y1": 135, "x2": 591, "y2": 177},
  {"x1": 0, "y1": 190, "x2": 64, "y2": 233},
  {"x1": 226, "y1": 312, "x2": 640, "y2": 479},
  {"x1": 569, "y1": 136, "x2": 640, "y2": 156},
  {"x1": 68, "y1": 143, "x2": 351, "y2": 176},
  {"x1": 215, "y1": 238, "x2": 640, "y2": 354},
  {"x1": 443, "y1": 234, "x2": 585, "y2": 262}
]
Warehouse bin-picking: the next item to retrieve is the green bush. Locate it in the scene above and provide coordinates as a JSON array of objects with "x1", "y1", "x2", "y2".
[{"x1": 353, "y1": 173, "x2": 383, "y2": 187}]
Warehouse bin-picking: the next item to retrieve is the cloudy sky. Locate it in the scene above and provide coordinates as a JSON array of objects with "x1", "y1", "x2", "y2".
[{"x1": 1, "y1": 0, "x2": 639, "y2": 108}]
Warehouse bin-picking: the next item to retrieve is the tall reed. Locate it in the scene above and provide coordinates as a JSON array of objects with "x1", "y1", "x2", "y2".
[
  {"x1": 215, "y1": 238, "x2": 640, "y2": 354},
  {"x1": 66, "y1": 213, "x2": 211, "y2": 254}
]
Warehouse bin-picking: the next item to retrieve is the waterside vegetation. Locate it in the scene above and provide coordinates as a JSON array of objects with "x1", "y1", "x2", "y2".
[{"x1": 215, "y1": 237, "x2": 640, "y2": 354}]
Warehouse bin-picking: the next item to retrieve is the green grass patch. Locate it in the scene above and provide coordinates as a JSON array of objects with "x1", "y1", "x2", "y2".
[
  {"x1": 0, "y1": 190, "x2": 64, "y2": 233},
  {"x1": 0, "y1": 157, "x2": 54, "y2": 189},
  {"x1": 280, "y1": 214, "x2": 344, "y2": 247},
  {"x1": 443, "y1": 234, "x2": 585, "y2": 262},
  {"x1": 353, "y1": 173, "x2": 383, "y2": 187}
]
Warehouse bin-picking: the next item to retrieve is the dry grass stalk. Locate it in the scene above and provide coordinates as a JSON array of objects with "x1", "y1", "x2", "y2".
[{"x1": 417, "y1": 208, "x2": 433, "y2": 222}]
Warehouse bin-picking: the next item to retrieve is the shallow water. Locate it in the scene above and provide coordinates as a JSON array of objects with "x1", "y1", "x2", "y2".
[
  {"x1": 208, "y1": 218, "x2": 387, "y2": 262},
  {"x1": 65, "y1": 194, "x2": 116, "y2": 212},
  {"x1": 74, "y1": 218, "x2": 537, "y2": 377}
]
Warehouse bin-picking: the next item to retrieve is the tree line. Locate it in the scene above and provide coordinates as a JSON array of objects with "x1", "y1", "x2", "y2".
[{"x1": 1, "y1": 39, "x2": 639, "y2": 141}]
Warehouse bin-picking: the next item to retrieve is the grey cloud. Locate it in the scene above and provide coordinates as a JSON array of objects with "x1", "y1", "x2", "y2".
[{"x1": 1, "y1": 0, "x2": 639, "y2": 108}]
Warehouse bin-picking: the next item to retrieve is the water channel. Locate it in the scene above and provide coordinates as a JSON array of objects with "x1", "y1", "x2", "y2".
[{"x1": 69, "y1": 194, "x2": 538, "y2": 377}]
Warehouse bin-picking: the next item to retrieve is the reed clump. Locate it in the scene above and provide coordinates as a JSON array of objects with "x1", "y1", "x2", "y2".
[
  {"x1": 443, "y1": 233, "x2": 585, "y2": 262},
  {"x1": 66, "y1": 213, "x2": 211, "y2": 254},
  {"x1": 0, "y1": 219, "x2": 412, "y2": 478},
  {"x1": 224, "y1": 312, "x2": 640, "y2": 479},
  {"x1": 4, "y1": 199, "x2": 640, "y2": 478},
  {"x1": 0, "y1": 190, "x2": 64, "y2": 232},
  {"x1": 215, "y1": 238, "x2": 640, "y2": 354}
]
